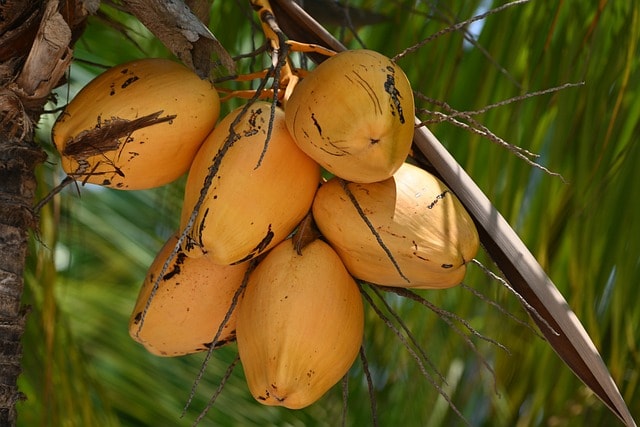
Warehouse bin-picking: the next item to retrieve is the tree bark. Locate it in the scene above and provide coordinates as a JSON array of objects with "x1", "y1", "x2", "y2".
[
  {"x1": 0, "y1": 124, "x2": 46, "y2": 427},
  {"x1": 0, "y1": 1, "x2": 84, "y2": 424}
]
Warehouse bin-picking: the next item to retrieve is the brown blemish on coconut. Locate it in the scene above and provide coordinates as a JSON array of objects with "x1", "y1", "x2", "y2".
[{"x1": 384, "y1": 65, "x2": 406, "y2": 124}]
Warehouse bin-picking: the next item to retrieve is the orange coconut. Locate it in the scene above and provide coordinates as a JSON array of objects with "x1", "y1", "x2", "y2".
[
  {"x1": 52, "y1": 58, "x2": 220, "y2": 189},
  {"x1": 129, "y1": 233, "x2": 247, "y2": 356},
  {"x1": 285, "y1": 49, "x2": 414, "y2": 183},
  {"x1": 180, "y1": 102, "x2": 320, "y2": 265},
  {"x1": 236, "y1": 239, "x2": 364, "y2": 409},
  {"x1": 312, "y1": 162, "x2": 479, "y2": 289}
]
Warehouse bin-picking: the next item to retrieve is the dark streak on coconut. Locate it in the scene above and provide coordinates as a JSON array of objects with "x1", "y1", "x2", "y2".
[
  {"x1": 162, "y1": 251, "x2": 187, "y2": 281},
  {"x1": 203, "y1": 330, "x2": 236, "y2": 349},
  {"x1": 233, "y1": 224, "x2": 275, "y2": 264},
  {"x1": 347, "y1": 70, "x2": 382, "y2": 116},
  {"x1": 243, "y1": 128, "x2": 259, "y2": 137},
  {"x1": 133, "y1": 311, "x2": 142, "y2": 325},
  {"x1": 121, "y1": 75, "x2": 139, "y2": 88},
  {"x1": 311, "y1": 112, "x2": 322, "y2": 135},
  {"x1": 248, "y1": 107, "x2": 262, "y2": 128},
  {"x1": 197, "y1": 207, "x2": 209, "y2": 247},
  {"x1": 427, "y1": 190, "x2": 450, "y2": 209},
  {"x1": 323, "y1": 139, "x2": 350, "y2": 156},
  {"x1": 414, "y1": 253, "x2": 429, "y2": 261},
  {"x1": 383, "y1": 66, "x2": 406, "y2": 124}
]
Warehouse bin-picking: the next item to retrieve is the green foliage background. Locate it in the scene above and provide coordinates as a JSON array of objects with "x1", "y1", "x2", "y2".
[{"x1": 19, "y1": 0, "x2": 639, "y2": 426}]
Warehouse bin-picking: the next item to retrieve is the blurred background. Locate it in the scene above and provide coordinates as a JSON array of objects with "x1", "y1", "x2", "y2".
[{"x1": 19, "y1": 0, "x2": 639, "y2": 425}]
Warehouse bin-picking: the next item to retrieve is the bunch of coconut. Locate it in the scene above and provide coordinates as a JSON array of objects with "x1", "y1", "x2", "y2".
[{"x1": 51, "y1": 50, "x2": 479, "y2": 410}]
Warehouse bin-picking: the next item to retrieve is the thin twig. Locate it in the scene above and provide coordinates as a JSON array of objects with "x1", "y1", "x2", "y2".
[
  {"x1": 359, "y1": 345, "x2": 378, "y2": 427},
  {"x1": 458, "y1": 82, "x2": 584, "y2": 117},
  {"x1": 469, "y1": 259, "x2": 559, "y2": 336},
  {"x1": 368, "y1": 285, "x2": 446, "y2": 384},
  {"x1": 341, "y1": 374, "x2": 348, "y2": 427},
  {"x1": 399, "y1": 1, "x2": 522, "y2": 87},
  {"x1": 182, "y1": 258, "x2": 258, "y2": 416},
  {"x1": 378, "y1": 285, "x2": 506, "y2": 393},
  {"x1": 359, "y1": 284, "x2": 469, "y2": 425},
  {"x1": 415, "y1": 93, "x2": 539, "y2": 159},
  {"x1": 253, "y1": 5, "x2": 294, "y2": 168},
  {"x1": 34, "y1": 176, "x2": 76, "y2": 212},
  {"x1": 393, "y1": 0, "x2": 532, "y2": 61},
  {"x1": 339, "y1": 179, "x2": 410, "y2": 283},
  {"x1": 415, "y1": 94, "x2": 567, "y2": 181},
  {"x1": 255, "y1": 44, "x2": 290, "y2": 168},
  {"x1": 460, "y1": 282, "x2": 544, "y2": 339},
  {"x1": 380, "y1": 285, "x2": 510, "y2": 354},
  {"x1": 191, "y1": 354, "x2": 241, "y2": 426}
]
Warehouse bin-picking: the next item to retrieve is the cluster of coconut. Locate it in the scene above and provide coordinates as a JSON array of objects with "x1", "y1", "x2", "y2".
[{"x1": 52, "y1": 50, "x2": 479, "y2": 410}]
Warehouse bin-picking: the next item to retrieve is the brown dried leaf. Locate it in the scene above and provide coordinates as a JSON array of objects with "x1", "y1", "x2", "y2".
[
  {"x1": 15, "y1": 0, "x2": 73, "y2": 102},
  {"x1": 2, "y1": 0, "x2": 78, "y2": 138},
  {"x1": 62, "y1": 111, "x2": 176, "y2": 159},
  {"x1": 121, "y1": 0, "x2": 235, "y2": 78}
]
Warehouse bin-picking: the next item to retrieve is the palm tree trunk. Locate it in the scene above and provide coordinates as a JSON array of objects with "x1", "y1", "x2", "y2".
[
  {"x1": 0, "y1": 124, "x2": 46, "y2": 427},
  {"x1": 0, "y1": 1, "x2": 83, "y2": 424}
]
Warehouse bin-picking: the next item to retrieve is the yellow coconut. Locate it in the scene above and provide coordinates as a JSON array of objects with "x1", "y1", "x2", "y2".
[
  {"x1": 285, "y1": 49, "x2": 414, "y2": 183},
  {"x1": 236, "y1": 239, "x2": 364, "y2": 409},
  {"x1": 52, "y1": 58, "x2": 220, "y2": 189},
  {"x1": 179, "y1": 101, "x2": 321, "y2": 265},
  {"x1": 129, "y1": 233, "x2": 248, "y2": 356},
  {"x1": 312, "y1": 162, "x2": 479, "y2": 289}
]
